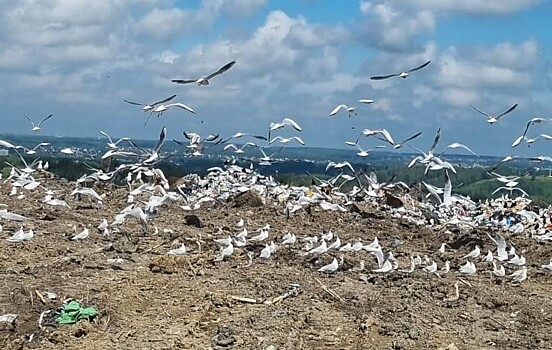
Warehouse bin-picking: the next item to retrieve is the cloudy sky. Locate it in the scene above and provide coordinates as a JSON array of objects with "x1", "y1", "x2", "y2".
[{"x1": 1, "y1": 0, "x2": 551, "y2": 156}]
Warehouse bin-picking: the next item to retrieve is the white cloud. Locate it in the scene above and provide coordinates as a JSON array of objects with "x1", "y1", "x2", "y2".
[
  {"x1": 1, "y1": 1, "x2": 122, "y2": 46},
  {"x1": 389, "y1": 0, "x2": 542, "y2": 15},
  {"x1": 440, "y1": 87, "x2": 479, "y2": 107},
  {"x1": 133, "y1": 8, "x2": 193, "y2": 41},
  {"x1": 412, "y1": 85, "x2": 439, "y2": 108},
  {"x1": 436, "y1": 50, "x2": 531, "y2": 89},
  {"x1": 359, "y1": 3, "x2": 435, "y2": 52},
  {"x1": 358, "y1": 0, "x2": 541, "y2": 52},
  {"x1": 293, "y1": 73, "x2": 369, "y2": 96},
  {"x1": 152, "y1": 51, "x2": 181, "y2": 64},
  {"x1": 473, "y1": 40, "x2": 539, "y2": 70},
  {"x1": 434, "y1": 40, "x2": 538, "y2": 100},
  {"x1": 170, "y1": 10, "x2": 348, "y2": 83},
  {"x1": 221, "y1": 0, "x2": 268, "y2": 18}
]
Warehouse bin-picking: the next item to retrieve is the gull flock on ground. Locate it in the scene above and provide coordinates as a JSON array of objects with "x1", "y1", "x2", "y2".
[{"x1": 1, "y1": 59, "x2": 552, "y2": 293}]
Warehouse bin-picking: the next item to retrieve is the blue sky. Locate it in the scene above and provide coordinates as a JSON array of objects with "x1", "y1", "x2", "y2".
[{"x1": 0, "y1": 0, "x2": 551, "y2": 157}]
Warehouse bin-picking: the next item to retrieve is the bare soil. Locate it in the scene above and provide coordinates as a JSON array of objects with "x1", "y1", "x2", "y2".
[{"x1": 1, "y1": 179, "x2": 551, "y2": 349}]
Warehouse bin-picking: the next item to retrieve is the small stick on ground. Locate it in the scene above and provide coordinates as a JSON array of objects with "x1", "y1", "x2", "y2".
[
  {"x1": 230, "y1": 295, "x2": 259, "y2": 304},
  {"x1": 315, "y1": 277, "x2": 345, "y2": 304},
  {"x1": 141, "y1": 233, "x2": 185, "y2": 254},
  {"x1": 35, "y1": 289, "x2": 46, "y2": 305},
  {"x1": 458, "y1": 278, "x2": 472, "y2": 287}
]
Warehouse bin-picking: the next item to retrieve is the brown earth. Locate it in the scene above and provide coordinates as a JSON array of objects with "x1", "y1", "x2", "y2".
[{"x1": 1, "y1": 178, "x2": 551, "y2": 349}]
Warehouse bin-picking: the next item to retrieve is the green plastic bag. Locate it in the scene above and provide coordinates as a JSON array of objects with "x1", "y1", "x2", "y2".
[{"x1": 55, "y1": 300, "x2": 98, "y2": 324}]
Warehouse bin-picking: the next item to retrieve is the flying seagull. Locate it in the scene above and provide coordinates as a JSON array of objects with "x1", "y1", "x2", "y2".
[
  {"x1": 512, "y1": 117, "x2": 549, "y2": 147},
  {"x1": 330, "y1": 104, "x2": 356, "y2": 117},
  {"x1": 393, "y1": 131, "x2": 422, "y2": 149},
  {"x1": 171, "y1": 61, "x2": 236, "y2": 86},
  {"x1": 470, "y1": 103, "x2": 518, "y2": 124},
  {"x1": 123, "y1": 94, "x2": 177, "y2": 112},
  {"x1": 370, "y1": 60, "x2": 431, "y2": 80},
  {"x1": 145, "y1": 102, "x2": 196, "y2": 125},
  {"x1": 25, "y1": 113, "x2": 53, "y2": 133}
]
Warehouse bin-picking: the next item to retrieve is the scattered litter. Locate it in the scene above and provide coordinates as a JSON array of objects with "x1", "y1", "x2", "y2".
[{"x1": 0, "y1": 314, "x2": 18, "y2": 324}]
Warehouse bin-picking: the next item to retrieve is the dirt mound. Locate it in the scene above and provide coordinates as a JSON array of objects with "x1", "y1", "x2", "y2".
[
  {"x1": 0, "y1": 184, "x2": 551, "y2": 349},
  {"x1": 228, "y1": 190, "x2": 265, "y2": 208}
]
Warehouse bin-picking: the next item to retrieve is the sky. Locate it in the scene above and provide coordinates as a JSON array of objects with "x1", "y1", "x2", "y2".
[{"x1": 1, "y1": 0, "x2": 552, "y2": 157}]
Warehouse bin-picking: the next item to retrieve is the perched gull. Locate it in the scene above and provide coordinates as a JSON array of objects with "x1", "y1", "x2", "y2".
[
  {"x1": 235, "y1": 218, "x2": 245, "y2": 228},
  {"x1": 6, "y1": 227, "x2": 34, "y2": 242},
  {"x1": 317, "y1": 257, "x2": 339, "y2": 273},
  {"x1": 491, "y1": 261, "x2": 506, "y2": 277},
  {"x1": 370, "y1": 60, "x2": 431, "y2": 80},
  {"x1": 250, "y1": 229, "x2": 269, "y2": 242},
  {"x1": 423, "y1": 261, "x2": 438, "y2": 276},
  {"x1": 509, "y1": 266, "x2": 527, "y2": 283},
  {"x1": 470, "y1": 103, "x2": 518, "y2": 124},
  {"x1": 260, "y1": 241, "x2": 276, "y2": 259},
  {"x1": 458, "y1": 261, "x2": 476, "y2": 275},
  {"x1": 25, "y1": 113, "x2": 53, "y2": 133},
  {"x1": 98, "y1": 219, "x2": 109, "y2": 235},
  {"x1": 304, "y1": 240, "x2": 328, "y2": 255},
  {"x1": 373, "y1": 258, "x2": 393, "y2": 273},
  {"x1": 171, "y1": 61, "x2": 236, "y2": 86},
  {"x1": 462, "y1": 245, "x2": 481, "y2": 259},
  {"x1": 487, "y1": 233, "x2": 508, "y2": 261},
  {"x1": 71, "y1": 227, "x2": 90, "y2": 240},
  {"x1": 540, "y1": 258, "x2": 552, "y2": 271},
  {"x1": 168, "y1": 243, "x2": 187, "y2": 256},
  {"x1": 439, "y1": 261, "x2": 450, "y2": 276},
  {"x1": 438, "y1": 243, "x2": 447, "y2": 256},
  {"x1": 481, "y1": 250, "x2": 494, "y2": 263},
  {"x1": 281, "y1": 232, "x2": 297, "y2": 245},
  {"x1": 216, "y1": 242, "x2": 234, "y2": 261}
]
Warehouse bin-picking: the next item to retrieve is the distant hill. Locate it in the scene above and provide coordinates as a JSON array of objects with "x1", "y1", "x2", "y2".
[{"x1": 456, "y1": 176, "x2": 552, "y2": 206}]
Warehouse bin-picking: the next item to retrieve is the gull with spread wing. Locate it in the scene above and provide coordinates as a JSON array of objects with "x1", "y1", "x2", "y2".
[
  {"x1": 172, "y1": 61, "x2": 236, "y2": 86},
  {"x1": 25, "y1": 113, "x2": 53, "y2": 133},
  {"x1": 370, "y1": 60, "x2": 431, "y2": 80},
  {"x1": 330, "y1": 104, "x2": 356, "y2": 117},
  {"x1": 124, "y1": 94, "x2": 176, "y2": 112},
  {"x1": 471, "y1": 103, "x2": 518, "y2": 124},
  {"x1": 146, "y1": 102, "x2": 195, "y2": 125}
]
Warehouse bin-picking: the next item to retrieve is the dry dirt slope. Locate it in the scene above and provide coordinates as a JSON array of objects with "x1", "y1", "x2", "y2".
[{"x1": 0, "y1": 184, "x2": 551, "y2": 349}]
